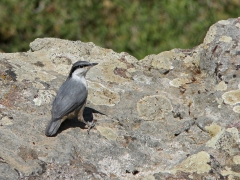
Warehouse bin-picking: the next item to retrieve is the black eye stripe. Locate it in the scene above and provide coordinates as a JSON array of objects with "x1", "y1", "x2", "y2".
[
  {"x1": 70, "y1": 64, "x2": 89, "y2": 74},
  {"x1": 78, "y1": 65, "x2": 88, "y2": 68}
]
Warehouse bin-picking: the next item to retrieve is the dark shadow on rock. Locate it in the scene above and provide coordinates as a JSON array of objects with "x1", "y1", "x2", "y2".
[{"x1": 56, "y1": 107, "x2": 105, "y2": 135}]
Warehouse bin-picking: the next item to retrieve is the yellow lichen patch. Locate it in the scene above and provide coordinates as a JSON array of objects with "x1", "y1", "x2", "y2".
[
  {"x1": 205, "y1": 124, "x2": 221, "y2": 137},
  {"x1": 219, "y1": 36, "x2": 232, "y2": 43},
  {"x1": 215, "y1": 81, "x2": 227, "y2": 91},
  {"x1": 203, "y1": 44, "x2": 209, "y2": 49},
  {"x1": 183, "y1": 56, "x2": 193, "y2": 64},
  {"x1": 226, "y1": 127, "x2": 239, "y2": 140},
  {"x1": 233, "y1": 155, "x2": 240, "y2": 164},
  {"x1": 127, "y1": 68, "x2": 136, "y2": 73},
  {"x1": 221, "y1": 167, "x2": 240, "y2": 177},
  {"x1": 236, "y1": 23, "x2": 240, "y2": 29},
  {"x1": 203, "y1": 25, "x2": 217, "y2": 44},
  {"x1": 88, "y1": 82, "x2": 120, "y2": 106},
  {"x1": 151, "y1": 51, "x2": 174, "y2": 70},
  {"x1": 233, "y1": 106, "x2": 240, "y2": 113},
  {"x1": 183, "y1": 52, "x2": 200, "y2": 68},
  {"x1": 171, "y1": 151, "x2": 211, "y2": 174},
  {"x1": 96, "y1": 126, "x2": 117, "y2": 140},
  {"x1": 206, "y1": 128, "x2": 240, "y2": 156},
  {"x1": 218, "y1": 20, "x2": 230, "y2": 25},
  {"x1": 137, "y1": 95, "x2": 173, "y2": 120},
  {"x1": 222, "y1": 89, "x2": 240, "y2": 105},
  {"x1": 206, "y1": 129, "x2": 225, "y2": 149},
  {"x1": 180, "y1": 72, "x2": 189, "y2": 77},
  {"x1": 1, "y1": 116, "x2": 13, "y2": 126},
  {"x1": 169, "y1": 78, "x2": 192, "y2": 87}
]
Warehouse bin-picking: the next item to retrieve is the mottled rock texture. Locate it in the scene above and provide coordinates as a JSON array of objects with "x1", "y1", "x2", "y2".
[{"x1": 0, "y1": 18, "x2": 240, "y2": 179}]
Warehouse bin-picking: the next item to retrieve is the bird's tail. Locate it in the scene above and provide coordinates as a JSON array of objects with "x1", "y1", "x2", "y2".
[{"x1": 45, "y1": 119, "x2": 62, "y2": 137}]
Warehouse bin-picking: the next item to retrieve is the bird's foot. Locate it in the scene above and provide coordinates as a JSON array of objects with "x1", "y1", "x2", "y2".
[{"x1": 87, "y1": 119, "x2": 97, "y2": 134}]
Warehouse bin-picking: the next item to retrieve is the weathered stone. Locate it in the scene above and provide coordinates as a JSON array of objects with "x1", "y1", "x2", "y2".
[
  {"x1": 0, "y1": 17, "x2": 240, "y2": 179},
  {"x1": 171, "y1": 151, "x2": 211, "y2": 174},
  {"x1": 0, "y1": 163, "x2": 19, "y2": 180},
  {"x1": 136, "y1": 95, "x2": 173, "y2": 120},
  {"x1": 206, "y1": 128, "x2": 240, "y2": 156}
]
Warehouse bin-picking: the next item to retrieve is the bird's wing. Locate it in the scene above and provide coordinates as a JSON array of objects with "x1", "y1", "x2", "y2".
[{"x1": 51, "y1": 79, "x2": 88, "y2": 120}]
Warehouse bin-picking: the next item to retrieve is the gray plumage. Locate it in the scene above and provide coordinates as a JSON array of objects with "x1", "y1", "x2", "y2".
[{"x1": 45, "y1": 61, "x2": 98, "y2": 137}]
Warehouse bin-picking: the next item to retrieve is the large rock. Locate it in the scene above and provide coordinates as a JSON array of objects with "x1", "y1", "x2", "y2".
[{"x1": 0, "y1": 17, "x2": 240, "y2": 179}]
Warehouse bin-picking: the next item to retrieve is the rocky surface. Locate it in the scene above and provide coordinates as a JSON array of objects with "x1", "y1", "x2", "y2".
[{"x1": 0, "y1": 17, "x2": 240, "y2": 179}]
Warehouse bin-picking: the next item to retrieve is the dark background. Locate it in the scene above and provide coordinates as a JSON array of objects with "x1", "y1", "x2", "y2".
[{"x1": 0, "y1": 0, "x2": 239, "y2": 59}]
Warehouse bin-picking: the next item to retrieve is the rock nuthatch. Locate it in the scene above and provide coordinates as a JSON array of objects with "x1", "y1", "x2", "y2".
[{"x1": 45, "y1": 61, "x2": 98, "y2": 137}]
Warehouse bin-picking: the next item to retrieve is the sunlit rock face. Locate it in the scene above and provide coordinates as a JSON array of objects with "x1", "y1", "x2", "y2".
[{"x1": 0, "y1": 18, "x2": 240, "y2": 179}]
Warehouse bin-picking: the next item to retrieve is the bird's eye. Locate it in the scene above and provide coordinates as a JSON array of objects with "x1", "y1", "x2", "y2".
[{"x1": 79, "y1": 65, "x2": 83, "y2": 68}]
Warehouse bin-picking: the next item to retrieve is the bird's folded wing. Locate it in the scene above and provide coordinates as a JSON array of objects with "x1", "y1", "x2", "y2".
[{"x1": 51, "y1": 79, "x2": 87, "y2": 120}]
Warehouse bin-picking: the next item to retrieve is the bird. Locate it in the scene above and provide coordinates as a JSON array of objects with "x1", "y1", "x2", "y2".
[{"x1": 45, "y1": 60, "x2": 98, "y2": 137}]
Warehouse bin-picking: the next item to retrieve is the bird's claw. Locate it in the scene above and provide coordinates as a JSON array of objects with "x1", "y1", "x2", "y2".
[{"x1": 87, "y1": 121, "x2": 95, "y2": 134}]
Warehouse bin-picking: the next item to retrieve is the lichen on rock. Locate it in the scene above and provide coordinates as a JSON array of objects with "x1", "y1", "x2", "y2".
[{"x1": 0, "y1": 18, "x2": 240, "y2": 179}]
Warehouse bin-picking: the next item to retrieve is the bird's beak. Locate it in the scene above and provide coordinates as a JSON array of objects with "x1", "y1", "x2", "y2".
[
  {"x1": 85, "y1": 63, "x2": 98, "y2": 71},
  {"x1": 90, "y1": 63, "x2": 98, "y2": 66}
]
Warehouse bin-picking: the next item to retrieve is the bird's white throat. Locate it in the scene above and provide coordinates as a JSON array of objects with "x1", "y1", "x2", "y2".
[{"x1": 72, "y1": 68, "x2": 88, "y2": 87}]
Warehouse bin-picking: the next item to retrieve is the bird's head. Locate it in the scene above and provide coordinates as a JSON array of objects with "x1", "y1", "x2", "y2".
[{"x1": 69, "y1": 61, "x2": 98, "y2": 78}]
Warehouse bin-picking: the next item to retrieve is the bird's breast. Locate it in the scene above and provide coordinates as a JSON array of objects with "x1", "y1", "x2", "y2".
[{"x1": 72, "y1": 75, "x2": 88, "y2": 89}]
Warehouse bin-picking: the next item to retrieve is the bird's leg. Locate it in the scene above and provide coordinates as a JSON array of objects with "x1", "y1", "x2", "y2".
[
  {"x1": 77, "y1": 105, "x2": 96, "y2": 134},
  {"x1": 79, "y1": 117, "x2": 95, "y2": 134}
]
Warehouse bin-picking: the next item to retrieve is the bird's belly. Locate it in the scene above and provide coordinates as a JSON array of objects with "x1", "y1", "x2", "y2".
[
  {"x1": 61, "y1": 102, "x2": 86, "y2": 122},
  {"x1": 62, "y1": 111, "x2": 77, "y2": 122}
]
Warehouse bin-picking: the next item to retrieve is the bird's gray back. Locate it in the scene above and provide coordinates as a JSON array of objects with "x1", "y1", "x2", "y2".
[{"x1": 52, "y1": 78, "x2": 88, "y2": 120}]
